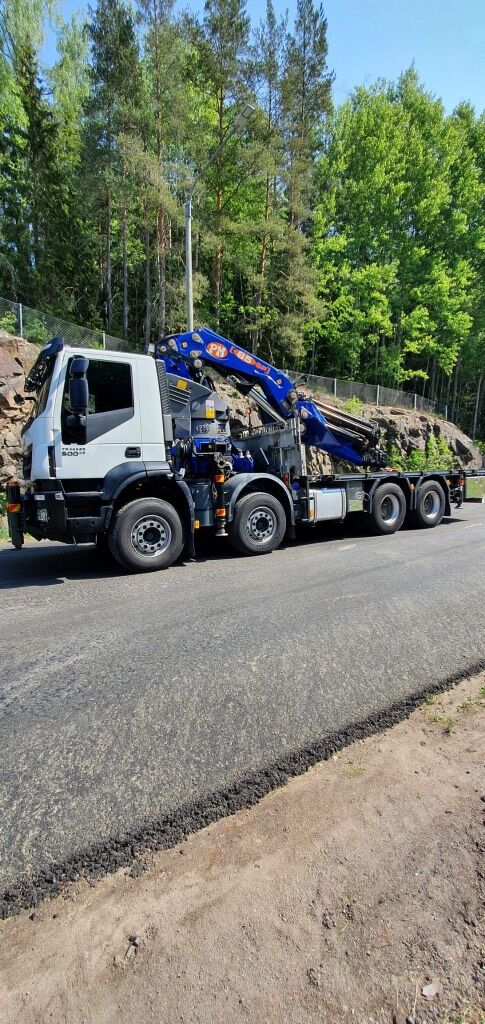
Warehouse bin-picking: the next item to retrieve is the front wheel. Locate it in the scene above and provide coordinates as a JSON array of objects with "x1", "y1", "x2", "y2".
[
  {"x1": 108, "y1": 497, "x2": 184, "y2": 572},
  {"x1": 228, "y1": 491, "x2": 286, "y2": 556}
]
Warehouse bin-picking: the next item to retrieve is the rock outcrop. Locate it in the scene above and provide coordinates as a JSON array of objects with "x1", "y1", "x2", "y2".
[
  {"x1": 0, "y1": 332, "x2": 38, "y2": 486},
  {"x1": 370, "y1": 405, "x2": 483, "y2": 470}
]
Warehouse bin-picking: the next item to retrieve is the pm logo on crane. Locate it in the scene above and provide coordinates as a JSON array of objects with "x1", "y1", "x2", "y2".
[{"x1": 206, "y1": 342, "x2": 228, "y2": 359}]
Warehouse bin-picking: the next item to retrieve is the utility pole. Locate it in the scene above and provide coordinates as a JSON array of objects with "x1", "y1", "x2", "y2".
[{"x1": 184, "y1": 104, "x2": 254, "y2": 332}]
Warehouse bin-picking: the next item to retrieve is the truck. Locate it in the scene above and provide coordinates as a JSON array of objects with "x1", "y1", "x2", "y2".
[{"x1": 6, "y1": 326, "x2": 484, "y2": 572}]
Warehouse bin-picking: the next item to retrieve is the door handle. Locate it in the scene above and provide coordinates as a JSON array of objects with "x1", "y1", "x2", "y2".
[{"x1": 125, "y1": 446, "x2": 141, "y2": 458}]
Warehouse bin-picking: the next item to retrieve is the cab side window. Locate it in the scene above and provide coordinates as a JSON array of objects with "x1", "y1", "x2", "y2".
[{"x1": 62, "y1": 359, "x2": 134, "y2": 443}]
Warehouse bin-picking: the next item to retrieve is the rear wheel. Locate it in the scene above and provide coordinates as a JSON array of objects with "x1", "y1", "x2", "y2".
[
  {"x1": 369, "y1": 482, "x2": 406, "y2": 535},
  {"x1": 411, "y1": 481, "x2": 445, "y2": 529},
  {"x1": 108, "y1": 497, "x2": 184, "y2": 572},
  {"x1": 228, "y1": 491, "x2": 286, "y2": 556}
]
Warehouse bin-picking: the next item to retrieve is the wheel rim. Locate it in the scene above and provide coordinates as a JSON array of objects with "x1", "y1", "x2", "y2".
[
  {"x1": 422, "y1": 489, "x2": 441, "y2": 519},
  {"x1": 246, "y1": 506, "x2": 277, "y2": 544},
  {"x1": 131, "y1": 515, "x2": 172, "y2": 557},
  {"x1": 380, "y1": 493, "x2": 401, "y2": 525}
]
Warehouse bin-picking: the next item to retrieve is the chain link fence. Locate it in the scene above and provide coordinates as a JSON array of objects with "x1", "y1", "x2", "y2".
[
  {"x1": 289, "y1": 371, "x2": 436, "y2": 413},
  {"x1": 0, "y1": 296, "x2": 133, "y2": 352},
  {"x1": 0, "y1": 295, "x2": 437, "y2": 413}
]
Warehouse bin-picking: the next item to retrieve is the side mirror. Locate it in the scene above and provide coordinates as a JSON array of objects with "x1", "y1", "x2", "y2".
[
  {"x1": 66, "y1": 356, "x2": 89, "y2": 443},
  {"x1": 69, "y1": 356, "x2": 89, "y2": 415}
]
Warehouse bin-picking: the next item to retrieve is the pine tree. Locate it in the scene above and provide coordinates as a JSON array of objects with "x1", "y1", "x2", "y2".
[
  {"x1": 86, "y1": 0, "x2": 142, "y2": 334},
  {"x1": 192, "y1": 0, "x2": 251, "y2": 327},
  {"x1": 274, "y1": 0, "x2": 332, "y2": 363},
  {"x1": 248, "y1": 0, "x2": 286, "y2": 354}
]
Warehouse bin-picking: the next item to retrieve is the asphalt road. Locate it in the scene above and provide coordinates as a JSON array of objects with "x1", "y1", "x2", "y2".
[{"x1": 1, "y1": 504, "x2": 485, "y2": 896}]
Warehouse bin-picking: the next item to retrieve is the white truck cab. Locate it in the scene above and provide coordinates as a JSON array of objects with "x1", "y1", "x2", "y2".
[{"x1": 23, "y1": 341, "x2": 169, "y2": 483}]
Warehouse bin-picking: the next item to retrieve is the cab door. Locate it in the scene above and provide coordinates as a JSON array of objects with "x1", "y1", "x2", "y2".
[{"x1": 54, "y1": 354, "x2": 141, "y2": 480}]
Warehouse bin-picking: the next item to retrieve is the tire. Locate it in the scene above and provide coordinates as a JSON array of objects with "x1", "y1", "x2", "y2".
[
  {"x1": 228, "y1": 491, "x2": 286, "y2": 556},
  {"x1": 369, "y1": 482, "x2": 406, "y2": 535},
  {"x1": 108, "y1": 497, "x2": 184, "y2": 572},
  {"x1": 411, "y1": 480, "x2": 445, "y2": 529}
]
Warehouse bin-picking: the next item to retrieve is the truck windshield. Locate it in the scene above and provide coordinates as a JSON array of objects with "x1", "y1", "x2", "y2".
[
  {"x1": 34, "y1": 364, "x2": 55, "y2": 415},
  {"x1": 24, "y1": 354, "x2": 55, "y2": 416}
]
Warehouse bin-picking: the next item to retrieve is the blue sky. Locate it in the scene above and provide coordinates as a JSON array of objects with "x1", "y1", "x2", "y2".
[{"x1": 43, "y1": 0, "x2": 485, "y2": 114}]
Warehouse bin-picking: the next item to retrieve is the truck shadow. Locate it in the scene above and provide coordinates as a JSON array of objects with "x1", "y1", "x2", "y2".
[
  {"x1": 0, "y1": 514, "x2": 465, "y2": 590},
  {"x1": 0, "y1": 537, "x2": 241, "y2": 589},
  {"x1": 0, "y1": 544, "x2": 123, "y2": 590}
]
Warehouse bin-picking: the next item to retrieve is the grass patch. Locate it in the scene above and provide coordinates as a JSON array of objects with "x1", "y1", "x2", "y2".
[
  {"x1": 424, "y1": 710, "x2": 455, "y2": 733},
  {"x1": 443, "y1": 1009, "x2": 485, "y2": 1024},
  {"x1": 342, "y1": 760, "x2": 365, "y2": 778},
  {"x1": 458, "y1": 690, "x2": 485, "y2": 714}
]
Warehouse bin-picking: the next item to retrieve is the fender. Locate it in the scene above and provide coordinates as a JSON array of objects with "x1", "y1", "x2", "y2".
[
  {"x1": 173, "y1": 476, "x2": 196, "y2": 559},
  {"x1": 223, "y1": 473, "x2": 295, "y2": 531},
  {"x1": 101, "y1": 462, "x2": 151, "y2": 503},
  {"x1": 367, "y1": 474, "x2": 412, "y2": 511}
]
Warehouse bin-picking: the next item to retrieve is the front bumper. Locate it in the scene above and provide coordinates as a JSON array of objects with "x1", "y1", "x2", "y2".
[
  {"x1": 23, "y1": 487, "x2": 69, "y2": 539},
  {"x1": 17, "y1": 482, "x2": 105, "y2": 543}
]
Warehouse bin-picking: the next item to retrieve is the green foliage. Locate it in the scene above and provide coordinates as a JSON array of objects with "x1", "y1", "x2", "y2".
[
  {"x1": 386, "y1": 442, "x2": 405, "y2": 471},
  {"x1": 311, "y1": 71, "x2": 485, "y2": 436},
  {"x1": 0, "y1": 489, "x2": 8, "y2": 540},
  {"x1": 436, "y1": 435, "x2": 455, "y2": 470},
  {"x1": 406, "y1": 448, "x2": 426, "y2": 472},
  {"x1": 342, "y1": 396, "x2": 363, "y2": 416},
  {"x1": 0, "y1": 5, "x2": 483, "y2": 437},
  {"x1": 24, "y1": 317, "x2": 50, "y2": 344},
  {"x1": 387, "y1": 435, "x2": 455, "y2": 471},
  {"x1": 0, "y1": 311, "x2": 18, "y2": 333}
]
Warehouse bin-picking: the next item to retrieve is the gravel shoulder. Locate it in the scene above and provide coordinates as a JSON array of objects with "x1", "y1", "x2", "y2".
[{"x1": 2, "y1": 673, "x2": 484, "y2": 1024}]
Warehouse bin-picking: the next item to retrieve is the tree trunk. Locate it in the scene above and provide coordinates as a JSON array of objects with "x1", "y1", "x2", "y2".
[
  {"x1": 214, "y1": 187, "x2": 223, "y2": 329},
  {"x1": 472, "y1": 373, "x2": 482, "y2": 441},
  {"x1": 122, "y1": 203, "x2": 128, "y2": 341},
  {"x1": 251, "y1": 173, "x2": 271, "y2": 354},
  {"x1": 451, "y1": 361, "x2": 460, "y2": 422},
  {"x1": 156, "y1": 209, "x2": 166, "y2": 341},
  {"x1": 214, "y1": 89, "x2": 224, "y2": 329},
  {"x1": 445, "y1": 371, "x2": 452, "y2": 417},
  {"x1": 144, "y1": 206, "x2": 151, "y2": 352},
  {"x1": 429, "y1": 357, "x2": 437, "y2": 403},
  {"x1": 105, "y1": 192, "x2": 113, "y2": 331}
]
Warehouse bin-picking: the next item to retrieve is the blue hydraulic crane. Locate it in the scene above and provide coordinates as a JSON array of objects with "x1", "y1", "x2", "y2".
[{"x1": 157, "y1": 327, "x2": 386, "y2": 469}]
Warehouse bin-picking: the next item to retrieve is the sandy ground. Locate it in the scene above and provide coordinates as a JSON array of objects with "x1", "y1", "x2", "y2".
[{"x1": 2, "y1": 675, "x2": 484, "y2": 1024}]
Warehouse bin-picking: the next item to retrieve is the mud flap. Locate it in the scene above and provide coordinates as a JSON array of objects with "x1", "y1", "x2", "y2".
[{"x1": 6, "y1": 480, "x2": 24, "y2": 549}]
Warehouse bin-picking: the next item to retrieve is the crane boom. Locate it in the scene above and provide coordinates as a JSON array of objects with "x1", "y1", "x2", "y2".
[{"x1": 157, "y1": 327, "x2": 387, "y2": 469}]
